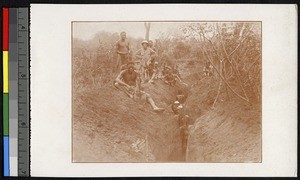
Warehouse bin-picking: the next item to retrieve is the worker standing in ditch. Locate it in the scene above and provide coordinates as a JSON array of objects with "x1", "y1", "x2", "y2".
[
  {"x1": 171, "y1": 92, "x2": 189, "y2": 155},
  {"x1": 114, "y1": 61, "x2": 165, "y2": 112},
  {"x1": 177, "y1": 103, "x2": 189, "y2": 157}
]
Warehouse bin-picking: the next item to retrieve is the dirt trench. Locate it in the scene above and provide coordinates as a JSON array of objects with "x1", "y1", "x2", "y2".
[
  {"x1": 73, "y1": 80, "x2": 191, "y2": 162},
  {"x1": 72, "y1": 62, "x2": 214, "y2": 162},
  {"x1": 73, "y1": 61, "x2": 261, "y2": 162}
]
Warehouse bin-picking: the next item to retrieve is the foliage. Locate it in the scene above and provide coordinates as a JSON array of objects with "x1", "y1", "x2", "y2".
[
  {"x1": 181, "y1": 22, "x2": 262, "y2": 104},
  {"x1": 73, "y1": 22, "x2": 262, "y2": 105}
]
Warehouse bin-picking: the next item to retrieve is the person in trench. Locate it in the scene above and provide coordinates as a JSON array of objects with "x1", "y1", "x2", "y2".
[{"x1": 114, "y1": 61, "x2": 165, "y2": 112}]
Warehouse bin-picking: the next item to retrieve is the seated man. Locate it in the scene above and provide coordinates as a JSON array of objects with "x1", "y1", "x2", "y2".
[
  {"x1": 172, "y1": 65, "x2": 181, "y2": 79},
  {"x1": 114, "y1": 61, "x2": 165, "y2": 112},
  {"x1": 163, "y1": 66, "x2": 177, "y2": 86}
]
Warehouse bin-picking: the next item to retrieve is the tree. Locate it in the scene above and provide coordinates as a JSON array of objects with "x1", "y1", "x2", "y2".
[
  {"x1": 181, "y1": 22, "x2": 261, "y2": 105},
  {"x1": 144, "y1": 22, "x2": 151, "y2": 41}
]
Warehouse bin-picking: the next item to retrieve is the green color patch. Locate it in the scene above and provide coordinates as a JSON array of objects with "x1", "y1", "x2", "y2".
[{"x1": 3, "y1": 93, "x2": 9, "y2": 136}]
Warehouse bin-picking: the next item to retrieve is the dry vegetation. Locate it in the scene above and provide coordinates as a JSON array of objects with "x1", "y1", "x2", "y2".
[{"x1": 72, "y1": 22, "x2": 261, "y2": 162}]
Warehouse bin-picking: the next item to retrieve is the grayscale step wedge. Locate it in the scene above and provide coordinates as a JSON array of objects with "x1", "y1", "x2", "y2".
[{"x1": 17, "y1": 8, "x2": 30, "y2": 177}]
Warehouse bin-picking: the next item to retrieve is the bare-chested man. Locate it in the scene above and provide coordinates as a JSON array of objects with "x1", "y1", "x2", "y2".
[
  {"x1": 114, "y1": 61, "x2": 165, "y2": 112},
  {"x1": 115, "y1": 31, "x2": 131, "y2": 69}
]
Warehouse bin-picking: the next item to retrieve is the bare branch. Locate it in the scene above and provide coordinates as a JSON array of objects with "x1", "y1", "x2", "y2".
[
  {"x1": 221, "y1": 37, "x2": 249, "y2": 100},
  {"x1": 227, "y1": 24, "x2": 254, "y2": 57},
  {"x1": 201, "y1": 47, "x2": 250, "y2": 103},
  {"x1": 212, "y1": 60, "x2": 223, "y2": 108}
]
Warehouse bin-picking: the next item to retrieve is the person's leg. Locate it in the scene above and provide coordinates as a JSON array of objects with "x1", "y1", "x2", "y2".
[
  {"x1": 144, "y1": 67, "x2": 149, "y2": 82},
  {"x1": 114, "y1": 82, "x2": 133, "y2": 98},
  {"x1": 149, "y1": 70, "x2": 156, "y2": 83},
  {"x1": 140, "y1": 66, "x2": 146, "y2": 83},
  {"x1": 119, "y1": 55, "x2": 129, "y2": 69},
  {"x1": 145, "y1": 69, "x2": 149, "y2": 81},
  {"x1": 143, "y1": 92, "x2": 164, "y2": 112},
  {"x1": 120, "y1": 55, "x2": 125, "y2": 65}
]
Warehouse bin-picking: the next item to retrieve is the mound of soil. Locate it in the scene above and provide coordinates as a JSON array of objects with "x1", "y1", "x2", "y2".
[
  {"x1": 182, "y1": 61, "x2": 261, "y2": 162},
  {"x1": 186, "y1": 99, "x2": 261, "y2": 162},
  {"x1": 73, "y1": 80, "x2": 187, "y2": 162}
]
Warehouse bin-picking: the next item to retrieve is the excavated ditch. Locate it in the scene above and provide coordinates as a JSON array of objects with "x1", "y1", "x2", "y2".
[
  {"x1": 73, "y1": 79, "x2": 192, "y2": 162},
  {"x1": 135, "y1": 81, "x2": 191, "y2": 162},
  {"x1": 73, "y1": 62, "x2": 261, "y2": 163}
]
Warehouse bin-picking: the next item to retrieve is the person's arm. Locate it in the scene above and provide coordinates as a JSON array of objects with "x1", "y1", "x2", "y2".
[
  {"x1": 135, "y1": 71, "x2": 141, "y2": 90},
  {"x1": 127, "y1": 41, "x2": 131, "y2": 55},
  {"x1": 149, "y1": 70, "x2": 156, "y2": 82},
  {"x1": 174, "y1": 74, "x2": 182, "y2": 82},
  {"x1": 115, "y1": 70, "x2": 130, "y2": 88},
  {"x1": 135, "y1": 49, "x2": 142, "y2": 59},
  {"x1": 115, "y1": 41, "x2": 120, "y2": 55},
  {"x1": 150, "y1": 48, "x2": 157, "y2": 59}
]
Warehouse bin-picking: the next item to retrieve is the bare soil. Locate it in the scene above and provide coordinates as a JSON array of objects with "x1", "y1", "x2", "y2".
[{"x1": 73, "y1": 61, "x2": 261, "y2": 162}]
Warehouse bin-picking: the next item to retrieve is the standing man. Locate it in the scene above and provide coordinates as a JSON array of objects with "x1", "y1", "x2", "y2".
[
  {"x1": 115, "y1": 31, "x2": 131, "y2": 70},
  {"x1": 148, "y1": 40, "x2": 156, "y2": 52},
  {"x1": 135, "y1": 40, "x2": 156, "y2": 82}
]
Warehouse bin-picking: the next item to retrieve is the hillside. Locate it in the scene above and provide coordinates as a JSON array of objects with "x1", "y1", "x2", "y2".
[{"x1": 72, "y1": 60, "x2": 261, "y2": 162}]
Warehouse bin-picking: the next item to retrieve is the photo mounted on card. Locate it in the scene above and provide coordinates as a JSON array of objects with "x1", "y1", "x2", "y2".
[
  {"x1": 30, "y1": 4, "x2": 297, "y2": 177},
  {"x1": 72, "y1": 21, "x2": 262, "y2": 163}
]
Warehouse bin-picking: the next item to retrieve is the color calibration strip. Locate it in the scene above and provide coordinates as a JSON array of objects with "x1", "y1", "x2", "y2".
[
  {"x1": 3, "y1": 7, "x2": 30, "y2": 177},
  {"x1": 3, "y1": 7, "x2": 10, "y2": 176}
]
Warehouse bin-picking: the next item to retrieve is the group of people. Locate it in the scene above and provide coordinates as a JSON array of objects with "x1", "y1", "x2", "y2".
[
  {"x1": 114, "y1": 31, "x2": 164, "y2": 112},
  {"x1": 115, "y1": 32, "x2": 159, "y2": 82},
  {"x1": 113, "y1": 31, "x2": 191, "y2": 142},
  {"x1": 161, "y1": 65, "x2": 183, "y2": 86},
  {"x1": 113, "y1": 31, "x2": 189, "y2": 113}
]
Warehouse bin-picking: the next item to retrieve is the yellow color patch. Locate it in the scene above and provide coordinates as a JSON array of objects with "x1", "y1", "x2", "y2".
[{"x1": 3, "y1": 51, "x2": 8, "y2": 93}]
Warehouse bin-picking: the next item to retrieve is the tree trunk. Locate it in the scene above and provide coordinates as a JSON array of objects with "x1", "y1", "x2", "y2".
[{"x1": 144, "y1": 22, "x2": 151, "y2": 41}]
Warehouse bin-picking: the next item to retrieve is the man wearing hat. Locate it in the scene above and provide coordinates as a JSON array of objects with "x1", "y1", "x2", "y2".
[
  {"x1": 114, "y1": 61, "x2": 165, "y2": 112},
  {"x1": 135, "y1": 40, "x2": 156, "y2": 82}
]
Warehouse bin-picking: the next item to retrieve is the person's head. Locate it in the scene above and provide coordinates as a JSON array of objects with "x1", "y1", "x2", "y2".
[
  {"x1": 148, "y1": 40, "x2": 153, "y2": 47},
  {"x1": 141, "y1": 40, "x2": 148, "y2": 49},
  {"x1": 127, "y1": 62, "x2": 135, "y2": 73},
  {"x1": 120, "y1": 31, "x2": 126, "y2": 40}
]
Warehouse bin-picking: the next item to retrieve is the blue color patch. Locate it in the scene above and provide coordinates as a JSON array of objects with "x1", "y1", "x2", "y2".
[{"x1": 4, "y1": 136, "x2": 10, "y2": 176}]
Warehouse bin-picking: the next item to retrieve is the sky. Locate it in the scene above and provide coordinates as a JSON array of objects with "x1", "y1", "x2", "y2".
[
  {"x1": 72, "y1": 22, "x2": 187, "y2": 41},
  {"x1": 72, "y1": 21, "x2": 261, "y2": 41}
]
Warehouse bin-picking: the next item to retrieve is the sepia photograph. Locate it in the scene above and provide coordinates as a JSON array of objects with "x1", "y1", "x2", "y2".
[{"x1": 72, "y1": 21, "x2": 262, "y2": 163}]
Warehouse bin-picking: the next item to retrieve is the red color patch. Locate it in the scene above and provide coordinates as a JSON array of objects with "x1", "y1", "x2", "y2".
[{"x1": 3, "y1": 8, "x2": 9, "y2": 50}]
